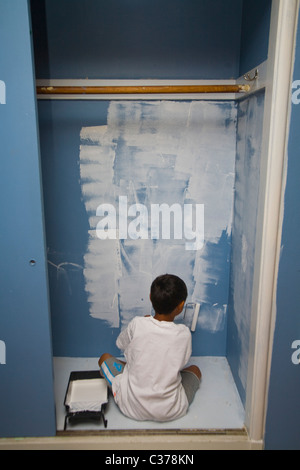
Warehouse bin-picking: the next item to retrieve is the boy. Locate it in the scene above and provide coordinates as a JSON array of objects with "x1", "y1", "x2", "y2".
[{"x1": 99, "y1": 274, "x2": 201, "y2": 422}]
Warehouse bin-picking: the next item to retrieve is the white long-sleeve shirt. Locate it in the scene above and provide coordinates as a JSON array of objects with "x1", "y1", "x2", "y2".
[{"x1": 112, "y1": 315, "x2": 192, "y2": 422}]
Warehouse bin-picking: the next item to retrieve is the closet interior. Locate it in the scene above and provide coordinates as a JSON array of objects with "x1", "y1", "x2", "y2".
[{"x1": 30, "y1": 0, "x2": 272, "y2": 432}]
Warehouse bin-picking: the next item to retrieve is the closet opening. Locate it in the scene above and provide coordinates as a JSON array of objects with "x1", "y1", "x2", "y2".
[{"x1": 30, "y1": 0, "x2": 295, "y2": 443}]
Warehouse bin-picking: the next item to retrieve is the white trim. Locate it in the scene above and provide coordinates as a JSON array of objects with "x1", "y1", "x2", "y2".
[
  {"x1": 245, "y1": 0, "x2": 299, "y2": 441},
  {"x1": 0, "y1": 432, "x2": 263, "y2": 450}
]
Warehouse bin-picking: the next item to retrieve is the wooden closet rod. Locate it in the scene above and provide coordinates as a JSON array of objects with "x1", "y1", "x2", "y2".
[{"x1": 36, "y1": 84, "x2": 250, "y2": 95}]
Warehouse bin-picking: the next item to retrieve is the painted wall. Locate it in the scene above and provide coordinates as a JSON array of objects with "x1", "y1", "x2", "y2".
[
  {"x1": 227, "y1": 91, "x2": 265, "y2": 406},
  {"x1": 39, "y1": 99, "x2": 236, "y2": 357},
  {"x1": 31, "y1": 0, "x2": 271, "y2": 364},
  {"x1": 0, "y1": 0, "x2": 56, "y2": 437},
  {"x1": 32, "y1": 1, "x2": 272, "y2": 363},
  {"x1": 225, "y1": 0, "x2": 271, "y2": 408},
  {"x1": 264, "y1": 7, "x2": 300, "y2": 450},
  {"x1": 30, "y1": 0, "x2": 249, "y2": 359}
]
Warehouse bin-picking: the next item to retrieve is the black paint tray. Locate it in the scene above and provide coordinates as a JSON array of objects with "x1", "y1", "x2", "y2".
[{"x1": 64, "y1": 370, "x2": 108, "y2": 430}]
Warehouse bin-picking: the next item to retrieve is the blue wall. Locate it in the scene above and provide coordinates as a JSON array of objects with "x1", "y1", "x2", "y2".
[
  {"x1": 0, "y1": 0, "x2": 56, "y2": 437},
  {"x1": 30, "y1": 0, "x2": 243, "y2": 79},
  {"x1": 239, "y1": 0, "x2": 271, "y2": 76},
  {"x1": 37, "y1": 100, "x2": 117, "y2": 356},
  {"x1": 31, "y1": 0, "x2": 272, "y2": 81},
  {"x1": 264, "y1": 7, "x2": 300, "y2": 450},
  {"x1": 227, "y1": 90, "x2": 265, "y2": 406}
]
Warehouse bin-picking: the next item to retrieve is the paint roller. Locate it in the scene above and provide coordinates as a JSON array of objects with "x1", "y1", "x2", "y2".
[
  {"x1": 183, "y1": 302, "x2": 201, "y2": 332},
  {"x1": 191, "y1": 302, "x2": 200, "y2": 332}
]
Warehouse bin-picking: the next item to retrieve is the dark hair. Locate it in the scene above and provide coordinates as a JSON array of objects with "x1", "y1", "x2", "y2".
[{"x1": 150, "y1": 274, "x2": 187, "y2": 315}]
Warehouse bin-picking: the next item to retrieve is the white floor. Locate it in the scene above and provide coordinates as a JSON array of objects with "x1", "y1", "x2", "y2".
[{"x1": 53, "y1": 356, "x2": 245, "y2": 432}]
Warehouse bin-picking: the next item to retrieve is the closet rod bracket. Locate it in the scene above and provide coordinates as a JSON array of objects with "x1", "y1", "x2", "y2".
[{"x1": 243, "y1": 68, "x2": 259, "y2": 82}]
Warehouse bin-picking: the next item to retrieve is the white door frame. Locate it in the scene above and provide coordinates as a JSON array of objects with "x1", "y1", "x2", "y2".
[{"x1": 245, "y1": 0, "x2": 299, "y2": 442}]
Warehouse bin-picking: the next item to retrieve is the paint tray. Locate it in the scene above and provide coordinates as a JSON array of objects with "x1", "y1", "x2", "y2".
[{"x1": 64, "y1": 370, "x2": 108, "y2": 430}]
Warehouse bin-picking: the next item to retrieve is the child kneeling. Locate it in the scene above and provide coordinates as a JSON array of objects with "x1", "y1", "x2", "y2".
[{"x1": 99, "y1": 274, "x2": 201, "y2": 422}]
